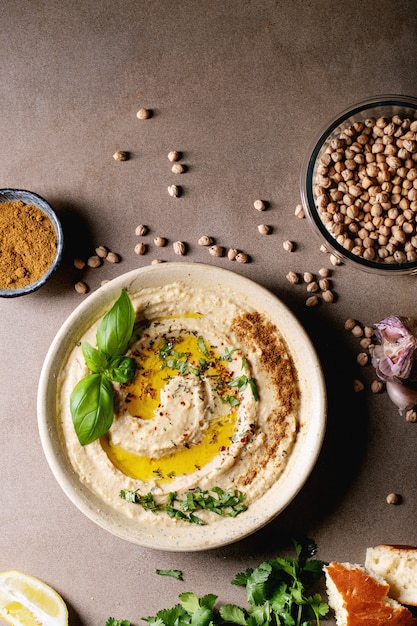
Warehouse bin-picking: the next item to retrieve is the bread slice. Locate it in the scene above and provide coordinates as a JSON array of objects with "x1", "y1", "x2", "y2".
[
  {"x1": 366, "y1": 545, "x2": 417, "y2": 607},
  {"x1": 324, "y1": 561, "x2": 417, "y2": 626}
]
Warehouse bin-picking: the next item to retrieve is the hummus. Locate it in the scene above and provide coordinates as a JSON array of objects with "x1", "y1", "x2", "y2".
[{"x1": 58, "y1": 281, "x2": 300, "y2": 525}]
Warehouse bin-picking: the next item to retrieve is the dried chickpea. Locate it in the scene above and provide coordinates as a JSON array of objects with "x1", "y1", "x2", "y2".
[
  {"x1": 258, "y1": 224, "x2": 271, "y2": 235},
  {"x1": 236, "y1": 252, "x2": 249, "y2": 263},
  {"x1": 134, "y1": 242, "x2": 147, "y2": 255},
  {"x1": 173, "y1": 241, "x2": 186, "y2": 255},
  {"x1": 75, "y1": 281, "x2": 89, "y2": 294},
  {"x1": 168, "y1": 150, "x2": 181, "y2": 162},
  {"x1": 198, "y1": 235, "x2": 213, "y2": 246},
  {"x1": 135, "y1": 224, "x2": 148, "y2": 236},
  {"x1": 136, "y1": 107, "x2": 151, "y2": 119},
  {"x1": 386, "y1": 493, "x2": 400, "y2": 505},
  {"x1": 87, "y1": 255, "x2": 102, "y2": 268},
  {"x1": 253, "y1": 199, "x2": 266, "y2": 211},
  {"x1": 113, "y1": 150, "x2": 128, "y2": 161},
  {"x1": 106, "y1": 252, "x2": 120, "y2": 263},
  {"x1": 209, "y1": 245, "x2": 224, "y2": 257},
  {"x1": 286, "y1": 271, "x2": 300, "y2": 284},
  {"x1": 283, "y1": 240, "x2": 294, "y2": 251},
  {"x1": 73, "y1": 258, "x2": 86, "y2": 270}
]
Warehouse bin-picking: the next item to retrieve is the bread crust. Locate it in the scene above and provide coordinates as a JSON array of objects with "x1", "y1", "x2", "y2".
[{"x1": 325, "y1": 561, "x2": 417, "y2": 626}]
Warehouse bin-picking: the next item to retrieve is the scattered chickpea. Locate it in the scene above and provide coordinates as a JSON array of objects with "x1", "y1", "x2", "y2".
[
  {"x1": 386, "y1": 492, "x2": 401, "y2": 505},
  {"x1": 95, "y1": 246, "x2": 108, "y2": 258},
  {"x1": 73, "y1": 258, "x2": 86, "y2": 270},
  {"x1": 228, "y1": 248, "x2": 238, "y2": 261},
  {"x1": 353, "y1": 379, "x2": 365, "y2": 392},
  {"x1": 236, "y1": 252, "x2": 249, "y2": 263},
  {"x1": 294, "y1": 204, "x2": 305, "y2": 219},
  {"x1": 319, "y1": 267, "x2": 330, "y2": 277},
  {"x1": 135, "y1": 224, "x2": 148, "y2": 236},
  {"x1": 198, "y1": 235, "x2": 213, "y2": 246},
  {"x1": 171, "y1": 163, "x2": 185, "y2": 174},
  {"x1": 406, "y1": 409, "x2": 417, "y2": 422},
  {"x1": 136, "y1": 107, "x2": 151, "y2": 119},
  {"x1": 283, "y1": 240, "x2": 294, "y2": 252},
  {"x1": 305, "y1": 295, "x2": 319, "y2": 307},
  {"x1": 371, "y1": 380, "x2": 384, "y2": 393},
  {"x1": 351, "y1": 324, "x2": 364, "y2": 337},
  {"x1": 173, "y1": 241, "x2": 186, "y2": 255},
  {"x1": 209, "y1": 245, "x2": 224, "y2": 257},
  {"x1": 306, "y1": 281, "x2": 319, "y2": 293},
  {"x1": 151, "y1": 258, "x2": 164, "y2": 264},
  {"x1": 318, "y1": 278, "x2": 330, "y2": 290},
  {"x1": 253, "y1": 199, "x2": 266, "y2": 211},
  {"x1": 154, "y1": 236, "x2": 167, "y2": 247},
  {"x1": 303, "y1": 272, "x2": 314, "y2": 283},
  {"x1": 168, "y1": 184, "x2": 181, "y2": 197},
  {"x1": 344, "y1": 318, "x2": 357, "y2": 331},
  {"x1": 134, "y1": 242, "x2": 147, "y2": 255},
  {"x1": 113, "y1": 150, "x2": 129, "y2": 161},
  {"x1": 258, "y1": 224, "x2": 271, "y2": 235},
  {"x1": 106, "y1": 252, "x2": 120, "y2": 263},
  {"x1": 75, "y1": 281, "x2": 89, "y2": 294},
  {"x1": 168, "y1": 150, "x2": 181, "y2": 162},
  {"x1": 87, "y1": 255, "x2": 102, "y2": 268},
  {"x1": 330, "y1": 254, "x2": 342, "y2": 266},
  {"x1": 100, "y1": 279, "x2": 110, "y2": 287},
  {"x1": 322, "y1": 289, "x2": 335, "y2": 303},
  {"x1": 360, "y1": 337, "x2": 372, "y2": 349},
  {"x1": 364, "y1": 326, "x2": 375, "y2": 338},
  {"x1": 320, "y1": 245, "x2": 329, "y2": 254},
  {"x1": 357, "y1": 352, "x2": 369, "y2": 366},
  {"x1": 286, "y1": 271, "x2": 300, "y2": 284}
]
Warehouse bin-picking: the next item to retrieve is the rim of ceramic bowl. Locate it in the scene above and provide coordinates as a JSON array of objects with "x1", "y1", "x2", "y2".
[
  {"x1": 300, "y1": 94, "x2": 417, "y2": 275},
  {"x1": 37, "y1": 263, "x2": 327, "y2": 551},
  {"x1": 0, "y1": 188, "x2": 64, "y2": 297}
]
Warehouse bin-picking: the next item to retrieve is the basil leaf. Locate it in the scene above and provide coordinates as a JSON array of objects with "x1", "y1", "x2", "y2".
[
  {"x1": 81, "y1": 341, "x2": 108, "y2": 373},
  {"x1": 96, "y1": 290, "x2": 135, "y2": 357},
  {"x1": 70, "y1": 373, "x2": 114, "y2": 445},
  {"x1": 104, "y1": 355, "x2": 136, "y2": 383}
]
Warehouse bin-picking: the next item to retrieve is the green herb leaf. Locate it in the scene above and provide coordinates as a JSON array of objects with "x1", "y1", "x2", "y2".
[
  {"x1": 120, "y1": 487, "x2": 247, "y2": 523},
  {"x1": 156, "y1": 569, "x2": 184, "y2": 581},
  {"x1": 104, "y1": 355, "x2": 136, "y2": 383},
  {"x1": 105, "y1": 619, "x2": 131, "y2": 626},
  {"x1": 81, "y1": 341, "x2": 108, "y2": 372},
  {"x1": 96, "y1": 289, "x2": 135, "y2": 357},
  {"x1": 219, "y1": 604, "x2": 247, "y2": 625},
  {"x1": 70, "y1": 373, "x2": 114, "y2": 445}
]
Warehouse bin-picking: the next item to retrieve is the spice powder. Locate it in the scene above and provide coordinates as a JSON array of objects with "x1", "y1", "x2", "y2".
[{"x1": 0, "y1": 200, "x2": 57, "y2": 289}]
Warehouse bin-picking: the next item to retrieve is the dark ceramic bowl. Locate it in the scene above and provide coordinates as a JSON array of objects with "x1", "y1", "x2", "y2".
[
  {"x1": 301, "y1": 95, "x2": 417, "y2": 275},
  {"x1": 0, "y1": 189, "x2": 63, "y2": 297}
]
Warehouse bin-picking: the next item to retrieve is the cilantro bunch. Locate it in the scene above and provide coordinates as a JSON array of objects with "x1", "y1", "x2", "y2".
[{"x1": 138, "y1": 540, "x2": 328, "y2": 626}]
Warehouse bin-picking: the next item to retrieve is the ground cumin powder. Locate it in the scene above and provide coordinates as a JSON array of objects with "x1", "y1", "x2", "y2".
[{"x1": 0, "y1": 200, "x2": 57, "y2": 289}]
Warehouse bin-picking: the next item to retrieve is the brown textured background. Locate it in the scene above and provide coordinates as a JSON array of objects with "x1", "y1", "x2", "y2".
[{"x1": 1, "y1": 1, "x2": 417, "y2": 624}]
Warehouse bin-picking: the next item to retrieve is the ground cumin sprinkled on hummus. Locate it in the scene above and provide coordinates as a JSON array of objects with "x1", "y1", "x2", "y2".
[
  {"x1": 231, "y1": 311, "x2": 300, "y2": 486},
  {"x1": 0, "y1": 200, "x2": 57, "y2": 289}
]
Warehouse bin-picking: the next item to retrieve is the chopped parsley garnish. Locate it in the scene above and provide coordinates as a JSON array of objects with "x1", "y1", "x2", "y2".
[{"x1": 120, "y1": 486, "x2": 247, "y2": 524}]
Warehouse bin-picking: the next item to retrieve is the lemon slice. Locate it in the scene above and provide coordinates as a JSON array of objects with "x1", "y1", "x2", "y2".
[{"x1": 0, "y1": 570, "x2": 68, "y2": 626}]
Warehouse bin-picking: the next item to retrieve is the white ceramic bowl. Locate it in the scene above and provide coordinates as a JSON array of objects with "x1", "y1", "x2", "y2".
[{"x1": 37, "y1": 263, "x2": 326, "y2": 551}]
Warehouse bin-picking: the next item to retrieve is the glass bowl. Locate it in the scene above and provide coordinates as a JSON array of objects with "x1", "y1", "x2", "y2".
[
  {"x1": 0, "y1": 189, "x2": 63, "y2": 297},
  {"x1": 301, "y1": 95, "x2": 417, "y2": 275}
]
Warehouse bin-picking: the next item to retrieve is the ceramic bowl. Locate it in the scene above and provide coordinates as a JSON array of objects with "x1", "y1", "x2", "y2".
[
  {"x1": 0, "y1": 189, "x2": 63, "y2": 297},
  {"x1": 37, "y1": 263, "x2": 326, "y2": 551},
  {"x1": 301, "y1": 95, "x2": 417, "y2": 275}
]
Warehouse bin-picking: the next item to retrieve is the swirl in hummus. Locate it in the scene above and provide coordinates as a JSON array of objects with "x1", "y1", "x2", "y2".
[{"x1": 57, "y1": 281, "x2": 300, "y2": 525}]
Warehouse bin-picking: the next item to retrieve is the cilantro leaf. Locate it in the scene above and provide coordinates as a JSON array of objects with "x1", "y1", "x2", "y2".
[
  {"x1": 156, "y1": 569, "x2": 184, "y2": 581},
  {"x1": 105, "y1": 619, "x2": 131, "y2": 626}
]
